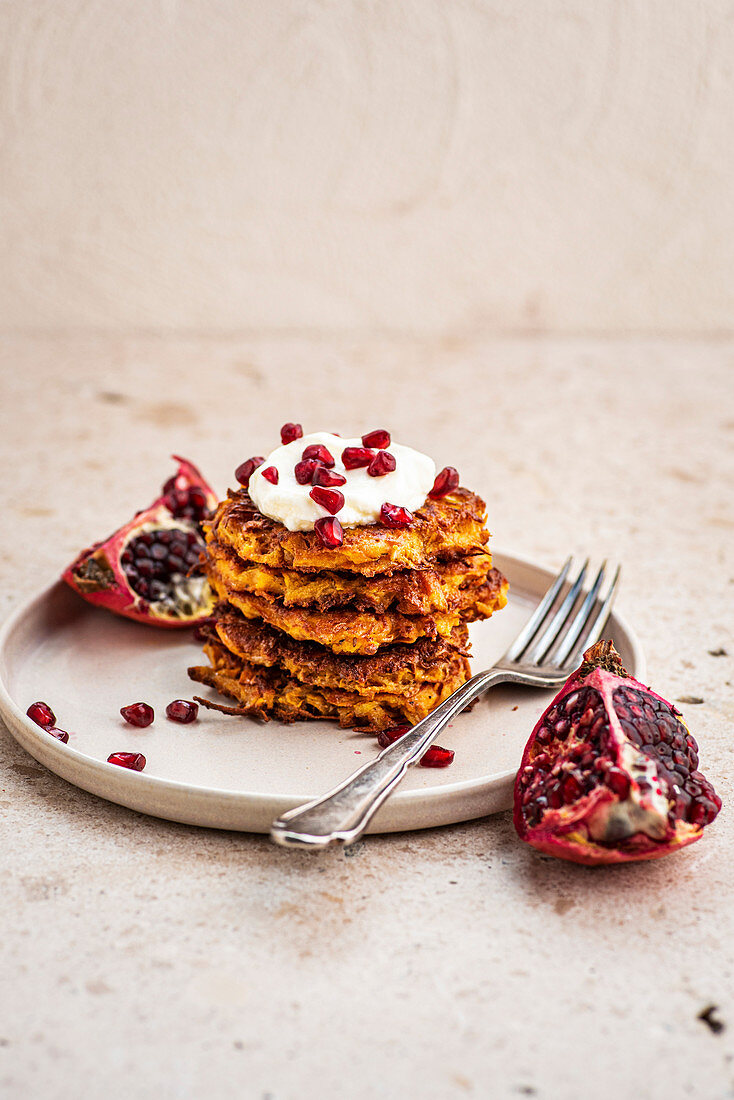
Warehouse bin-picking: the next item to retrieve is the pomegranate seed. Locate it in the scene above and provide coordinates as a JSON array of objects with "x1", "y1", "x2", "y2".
[
  {"x1": 562, "y1": 773, "x2": 584, "y2": 802},
  {"x1": 280, "y1": 422, "x2": 303, "y2": 445},
  {"x1": 314, "y1": 515, "x2": 344, "y2": 548},
  {"x1": 367, "y1": 451, "x2": 396, "y2": 477},
  {"x1": 376, "y1": 725, "x2": 410, "y2": 748},
  {"x1": 342, "y1": 446, "x2": 375, "y2": 470},
  {"x1": 312, "y1": 466, "x2": 346, "y2": 487},
  {"x1": 120, "y1": 702, "x2": 155, "y2": 728},
  {"x1": 302, "y1": 444, "x2": 334, "y2": 467},
  {"x1": 166, "y1": 699, "x2": 199, "y2": 723},
  {"x1": 606, "y1": 767, "x2": 631, "y2": 799},
  {"x1": 261, "y1": 466, "x2": 279, "y2": 485},
  {"x1": 47, "y1": 728, "x2": 69, "y2": 743},
  {"x1": 294, "y1": 458, "x2": 320, "y2": 485},
  {"x1": 375, "y1": 727, "x2": 453, "y2": 766},
  {"x1": 420, "y1": 745, "x2": 455, "y2": 768},
  {"x1": 26, "y1": 701, "x2": 56, "y2": 729},
  {"x1": 107, "y1": 752, "x2": 146, "y2": 771},
  {"x1": 310, "y1": 486, "x2": 344, "y2": 514},
  {"x1": 362, "y1": 429, "x2": 391, "y2": 449},
  {"x1": 380, "y1": 502, "x2": 413, "y2": 528},
  {"x1": 429, "y1": 466, "x2": 460, "y2": 498},
  {"x1": 235, "y1": 456, "x2": 265, "y2": 487}
]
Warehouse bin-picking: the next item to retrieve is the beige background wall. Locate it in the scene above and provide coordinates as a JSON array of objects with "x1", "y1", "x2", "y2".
[{"x1": 2, "y1": 0, "x2": 733, "y2": 336}]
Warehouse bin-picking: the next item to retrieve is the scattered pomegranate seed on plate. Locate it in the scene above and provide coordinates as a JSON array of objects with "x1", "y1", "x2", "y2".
[
  {"x1": 362, "y1": 429, "x2": 391, "y2": 449},
  {"x1": 420, "y1": 745, "x2": 455, "y2": 768},
  {"x1": 120, "y1": 702, "x2": 155, "y2": 728},
  {"x1": 47, "y1": 728, "x2": 70, "y2": 744},
  {"x1": 235, "y1": 457, "x2": 264, "y2": 487},
  {"x1": 26, "y1": 701, "x2": 56, "y2": 729},
  {"x1": 429, "y1": 466, "x2": 460, "y2": 498},
  {"x1": 380, "y1": 502, "x2": 413, "y2": 528},
  {"x1": 107, "y1": 752, "x2": 146, "y2": 771},
  {"x1": 280, "y1": 422, "x2": 303, "y2": 445},
  {"x1": 314, "y1": 515, "x2": 344, "y2": 548},
  {"x1": 166, "y1": 699, "x2": 199, "y2": 723},
  {"x1": 368, "y1": 451, "x2": 396, "y2": 477},
  {"x1": 310, "y1": 487, "x2": 344, "y2": 515},
  {"x1": 376, "y1": 727, "x2": 455, "y2": 768},
  {"x1": 376, "y1": 726, "x2": 410, "y2": 747}
]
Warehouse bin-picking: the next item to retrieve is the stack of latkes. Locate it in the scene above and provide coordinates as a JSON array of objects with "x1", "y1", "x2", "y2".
[{"x1": 189, "y1": 484, "x2": 508, "y2": 731}]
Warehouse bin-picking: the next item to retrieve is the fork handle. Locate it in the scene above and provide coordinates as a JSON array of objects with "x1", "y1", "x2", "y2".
[{"x1": 270, "y1": 668, "x2": 518, "y2": 849}]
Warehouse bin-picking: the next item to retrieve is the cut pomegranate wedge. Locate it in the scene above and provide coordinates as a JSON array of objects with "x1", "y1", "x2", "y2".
[
  {"x1": 63, "y1": 456, "x2": 218, "y2": 629},
  {"x1": 514, "y1": 640, "x2": 721, "y2": 864}
]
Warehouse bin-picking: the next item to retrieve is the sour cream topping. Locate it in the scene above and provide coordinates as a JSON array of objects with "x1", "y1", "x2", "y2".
[{"x1": 248, "y1": 432, "x2": 436, "y2": 532}]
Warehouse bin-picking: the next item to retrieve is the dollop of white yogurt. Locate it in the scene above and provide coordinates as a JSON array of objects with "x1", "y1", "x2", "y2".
[{"x1": 248, "y1": 432, "x2": 436, "y2": 532}]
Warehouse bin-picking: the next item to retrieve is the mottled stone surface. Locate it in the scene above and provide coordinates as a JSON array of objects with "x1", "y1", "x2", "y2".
[{"x1": 1, "y1": 336, "x2": 732, "y2": 1098}]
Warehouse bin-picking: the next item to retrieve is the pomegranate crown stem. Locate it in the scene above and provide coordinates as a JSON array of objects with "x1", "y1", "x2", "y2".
[{"x1": 578, "y1": 638, "x2": 628, "y2": 680}]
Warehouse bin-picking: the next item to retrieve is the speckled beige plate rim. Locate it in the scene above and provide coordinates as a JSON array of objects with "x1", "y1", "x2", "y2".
[{"x1": 0, "y1": 553, "x2": 645, "y2": 835}]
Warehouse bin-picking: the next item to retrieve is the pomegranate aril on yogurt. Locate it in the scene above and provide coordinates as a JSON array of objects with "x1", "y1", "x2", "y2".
[
  {"x1": 312, "y1": 465, "x2": 346, "y2": 488},
  {"x1": 314, "y1": 515, "x2": 344, "y2": 548},
  {"x1": 362, "y1": 429, "x2": 391, "y2": 449},
  {"x1": 294, "y1": 458, "x2": 320, "y2": 485},
  {"x1": 302, "y1": 444, "x2": 335, "y2": 467},
  {"x1": 47, "y1": 728, "x2": 70, "y2": 744},
  {"x1": 166, "y1": 699, "x2": 199, "y2": 723},
  {"x1": 27, "y1": 701, "x2": 56, "y2": 729},
  {"x1": 310, "y1": 487, "x2": 344, "y2": 515},
  {"x1": 235, "y1": 457, "x2": 265, "y2": 487},
  {"x1": 120, "y1": 702, "x2": 155, "y2": 728},
  {"x1": 380, "y1": 502, "x2": 413, "y2": 528},
  {"x1": 367, "y1": 451, "x2": 396, "y2": 477},
  {"x1": 261, "y1": 466, "x2": 279, "y2": 485},
  {"x1": 280, "y1": 422, "x2": 303, "y2": 445},
  {"x1": 108, "y1": 752, "x2": 146, "y2": 771},
  {"x1": 429, "y1": 466, "x2": 460, "y2": 498},
  {"x1": 341, "y1": 446, "x2": 375, "y2": 470}
]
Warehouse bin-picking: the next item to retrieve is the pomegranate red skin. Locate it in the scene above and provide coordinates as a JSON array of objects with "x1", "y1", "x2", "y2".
[
  {"x1": 63, "y1": 457, "x2": 217, "y2": 629},
  {"x1": 514, "y1": 641, "x2": 721, "y2": 865}
]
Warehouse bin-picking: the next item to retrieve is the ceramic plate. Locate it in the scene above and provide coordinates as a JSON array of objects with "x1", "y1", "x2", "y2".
[{"x1": 0, "y1": 553, "x2": 644, "y2": 834}]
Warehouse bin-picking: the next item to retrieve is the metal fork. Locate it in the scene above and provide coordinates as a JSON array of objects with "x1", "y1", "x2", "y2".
[{"x1": 270, "y1": 557, "x2": 620, "y2": 849}]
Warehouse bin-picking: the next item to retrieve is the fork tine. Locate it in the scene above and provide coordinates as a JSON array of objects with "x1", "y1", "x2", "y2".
[
  {"x1": 560, "y1": 564, "x2": 621, "y2": 669},
  {"x1": 504, "y1": 556, "x2": 573, "y2": 662},
  {"x1": 524, "y1": 558, "x2": 589, "y2": 665},
  {"x1": 552, "y1": 560, "x2": 607, "y2": 666}
]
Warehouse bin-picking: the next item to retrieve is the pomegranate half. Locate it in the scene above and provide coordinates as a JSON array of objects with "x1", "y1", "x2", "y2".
[
  {"x1": 63, "y1": 456, "x2": 217, "y2": 628},
  {"x1": 514, "y1": 640, "x2": 721, "y2": 865}
]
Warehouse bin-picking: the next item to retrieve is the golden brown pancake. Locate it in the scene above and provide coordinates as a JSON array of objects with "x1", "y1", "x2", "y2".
[
  {"x1": 208, "y1": 569, "x2": 508, "y2": 654},
  {"x1": 209, "y1": 487, "x2": 490, "y2": 576},
  {"x1": 193, "y1": 476, "x2": 508, "y2": 729},
  {"x1": 189, "y1": 638, "x2": 470, "y2": 730},
  {"x1": 206, "y1": 537, "x2": 495, "y2": 615},
  {"x1": 210, "y1": 612, "x2": 471, "y2": 694}
]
